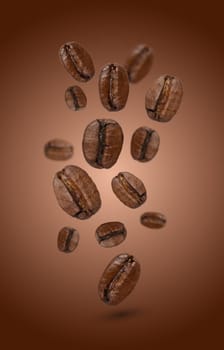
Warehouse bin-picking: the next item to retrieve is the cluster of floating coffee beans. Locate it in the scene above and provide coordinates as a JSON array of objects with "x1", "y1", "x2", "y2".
[{"x1": 44, "y1": 42, "x2": 183, "y2": 306}]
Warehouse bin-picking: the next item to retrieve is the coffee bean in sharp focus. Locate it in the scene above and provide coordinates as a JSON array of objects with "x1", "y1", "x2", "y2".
[
  {"x1": 98, "y1": 253, "x2": 140, "y2": 305},
  {"x1": 96, "y1": 222, "x2": 127, "y2": 248},
  {"x1": 111, "y1": 172, "x2": 146, "y2": 208},
  {"x1": 59, "y1": 42, "x2": 95, "y2": 82},
  {"x1": 125, "y1": 44, "x2": 154, "y2": 83},
  {"x1": 131, "y1": 127, "x2": 160, "y2": 162},
  {"x1": 82, "y1": 119, "x2": 123, "y2": 169},
  {"x1": 140, "y1": 212, "x2": 166, "y2": 228},
  {"x1": 65, "y1": 86, "x2": 87, "y2": 111},
  {"x1": 99, "y1": 63, "x2": 129, "y2": 111},
  {"x1": 44, "y1": 139, "x2": 73, "y2": 160},
  {"x1": 57, "y1": 227, "x2": 79, "y2": 252},
  {"x1": 53, "y1": 165, "x2": 101, "y2": 219},
  {"x1": 145, "y1": 75, "x2": 183, "y2": 122}
]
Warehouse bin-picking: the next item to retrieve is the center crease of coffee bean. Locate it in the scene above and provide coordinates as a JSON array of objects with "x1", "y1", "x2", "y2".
[
  {"x1": 64, "y1": 228, "x2": 74, "y2": 252},
  {"x1": 68, "y1": 87, "x2": 79, "y2": 109},
  {"x1": 108, "y1": 64, "x2": 118, "y2": 111},
  {"x1": 96, "y1": 120, "x2": 107, "y2": 166},
  {"x1": 49, "y1": 145, "x2": 69, "y2": 151},
  {"x1": 118, "y1": 173, "x2": 145, "y2": 204},
  {"x1": 139, "y1": 129, "x2": 154, "y2": 160},
  {"x1": 98, "y1": 229, "x2": 124, "y2": 242}
]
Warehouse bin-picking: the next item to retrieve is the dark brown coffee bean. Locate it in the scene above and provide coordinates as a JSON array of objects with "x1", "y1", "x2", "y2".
[
  {"x1": 98, "y1": 253, "x2": 140, "y2": 305},
  {"x1": 99, "y1": 63, "x2": 129, "y2": 111},
  {"x1": 96, "y1": 222, "x2": 127, "y2": 248},
  {"x1": 131, "y1": 127, "x2": 160, "y2": 162},
  {"x1": 57, "y1": 227, "x2": 79, "y2": 252},
  {"x1": 145, "y1": 75, "x2": 183, "y2": 122},
  {"x1": 140, "y1": 212, "x2": 166, "y2": 228},
  {"x1": 111, "y1": 172, "x2": 146, "y2": 208},
  {"x1": 59, "y1": 42, "x2": 95, "y2": 82},
  {"x1": 44, "y1": 139, "x2": 73, "y2": 160},
  {"x1": 65, "y1": 86, "x2": 87, "y2": 110},
  {"x1": 53, "y1": 165, "x2": 101, "y2": 219},
  {"x1": 82, "y1": 119, "x2": 123, "y2": 169},
  {"x1": 125, "y1": 44, "x2": 154, "y2": 83}
]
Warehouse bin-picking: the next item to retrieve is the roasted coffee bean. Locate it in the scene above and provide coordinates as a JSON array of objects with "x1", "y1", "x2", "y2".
[
  {"x1": 145, "y1": 75, "x2": 183, "y2": 122},
  {"x1": 140, "y1": 212, "x2": 166, "y2": 228},
  {"x1": 44, "y1": 139, "x2": 73, "y2": 160},
  {"x1": 57, "y1": 227, "x2": 79, "y2": 252},
  {"x1": 112, "y1": 172, "x2": 146, "y2": 208},
  {"x1": 82, "y1": 119, "x2": 123, "y2": 169},
  {"x1": 131, "y1": 127, "x2": 160, "y2": 162},
  {"x1": 98, "y1": 253, "x2": 140, "y2": 305},
  {"x1": 59, "y1": 42, "x2": 95, "y2": 82},
  {"x1": 125, "y1": 44, "x2": 154, "y2": 83},
  {"x1": 96, "y1": 222, "x2": 127, "y2": 248},
  {"x1": 99, "y1": 63, "x2": 129, "y2": 111},
  {"x1": 65, "y1": 86, "x2": 87, "y2": 110},
  {"x1": 53, "y1": 165, "x2": 101, "y2": 219}
]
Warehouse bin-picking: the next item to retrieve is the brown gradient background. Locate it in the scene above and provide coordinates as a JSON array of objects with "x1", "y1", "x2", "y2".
[{"x1": 1, "y1": 1, "x2": 224, "y2": 349}]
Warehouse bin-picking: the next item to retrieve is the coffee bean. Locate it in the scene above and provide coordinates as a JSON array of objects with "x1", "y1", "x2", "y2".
[
  {"x1": 98, "y1": 253, "x2": 140, "y2": 305},
  {"x1": 99, "y1": 63, "x2": 129, "y2": 111},
  {"x1": 57, "y1": 227, "x2": 79, "y2": 252},
  {"x1": 44, "y1": 139, "x2": 73, "y2": 160},
  {"x1": 145, "y1": 75, "x2": 183, "y2": 122},
  {"x1": 96, "y1": 222, "x2": 127, "y2": 248},
  {"x1": 140, "y1": 212, "x2": 166, "y2": 228},
  {"x1": 53, "y1": 165, "x2": 101, "y2": 219},
  {"x1": 131, "y1": 127, "x2": 160, "y2": 162},
  {"x1": 59, "y1": 42, "x2": 95, "y2": 82},
  {"x1": 111, "y1": 172, "x2": 146, "y2": 208},
  {"x1": 125, "y1": 44, "x2": 154, "y2": 83},
  {"x1": 65, "y1": 86, "x2": 87, "y2": 110},
  {"x1": 82, "y1": 119, "x2": 123, "y2": 169}
]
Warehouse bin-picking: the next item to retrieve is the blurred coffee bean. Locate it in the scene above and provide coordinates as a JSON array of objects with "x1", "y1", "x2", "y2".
[
  {"x1": 44, "y1": 139, "x2": 73, "y2": 160},
  {"x1": 125, "y1": 44, "x2": 154, "y2": 83},
  {"x1": 140, "y1": 212, "x2": 166, "y2": 228}
]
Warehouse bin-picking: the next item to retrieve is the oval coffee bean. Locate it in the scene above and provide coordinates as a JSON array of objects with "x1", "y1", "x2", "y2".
[
  {"x1": 145, "y1": 75, "x2": 183, "y2": 122},
  {"x1": 140, "y1": 212, "x2": 166, "y2": 228},
  {"x1": 59, "y1": 42, "x2": 95, "y2": 82},
  {"x1": 53, "y1": 165, "x2": 101, "y2": 219},
  {"x1": 65, "y1": 86, "x2": 87, "y2": 111},
  {"x1": 125, "y1": 44, "x2": 154, "y2": 83},
  {"x1": 44, "y1": 139, "x2": 73, "y2": 161},
  {"x1": 57, "y1": 227, "x2": 79, "y2": 252},
  {"x1": 98, "y1": 253, "x2": 140, "y2": 305},
  {"x1": 96, "y1": 222, "x2": 127, "y2": 248},
  {"x1": 99, "y1": 63, "x2": 129, "y2": 111},
  {"x1": 131, "y1": 127, "x2": 160, "y2": 162},
  {"x1": 111, "y1": 172, "x2": 146, "y2": 208},
  {"x1": 82, "y1": 119, "x2": 123, "y2": 169}
]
